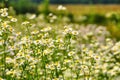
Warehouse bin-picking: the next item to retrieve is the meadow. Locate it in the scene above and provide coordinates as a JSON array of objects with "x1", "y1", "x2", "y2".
[
  {"x1": 49, "y1": 5, "x2": 120, "y2": 15},
  {"x1": 0, "y1": 4, "x2": 120, "y2": 80},
  {"x1": 49, "y1": 5, "x2": 120, "y2": 40}
]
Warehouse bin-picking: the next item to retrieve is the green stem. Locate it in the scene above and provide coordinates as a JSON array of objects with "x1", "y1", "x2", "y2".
[
  {"x1": 3, "y1": 36, "x2": 7, "y2": 78},
  {"x1": 26, "y1": 26, "x2": 30, "y2": 36},
  {"x1": 3, "y1": 42, "x2": 6, "y2": 78},
  {"x1": 71, "y1": 68, "x2": 73, "y2": 80}
]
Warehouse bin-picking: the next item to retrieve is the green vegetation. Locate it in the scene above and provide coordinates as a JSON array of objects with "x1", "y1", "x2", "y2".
[
  {"x1": 0, "y1": 1, "x2": 120, "y2": 79},
  {"x1": 0, "y1": 7, "x2": 120, "y2": 80},
  {"x1": 49, "y1": 0, "x2": 120, "y2": 4}
]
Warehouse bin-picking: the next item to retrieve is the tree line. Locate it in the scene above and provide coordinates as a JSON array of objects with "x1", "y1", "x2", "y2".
[
  {"x1": 32, "y1": 0, "x2": 120, "y2": 4},
  {"x1": 1, "y1": 0, "x2": 120, "y2": 5}
]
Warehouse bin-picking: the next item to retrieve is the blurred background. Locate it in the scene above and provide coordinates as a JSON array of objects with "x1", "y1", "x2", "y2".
[
  {"x1": 0, "y1": 0, "x2": 120, "y2": 40},
  {"x1": 0, "y1": 0, "x2": 120, "y2": 14}
]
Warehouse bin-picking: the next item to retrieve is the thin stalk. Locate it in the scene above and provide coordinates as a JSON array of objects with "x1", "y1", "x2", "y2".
[
  {"x1": 26, "y1": 26, "x2": 30, "y2": 36},
  {"x1": 3, "y1": 40, "x2": 6, "y2": 78},
  {"x1": 2, "y1": 33, "x2": 8, "y2": 78}
]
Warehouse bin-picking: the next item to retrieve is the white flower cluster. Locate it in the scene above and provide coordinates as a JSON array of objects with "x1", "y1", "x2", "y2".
[
  {"x1": 0, "y1": 8, "x2": 120, "y2": 80},
  {"x1": 57, "y1": 5, "x2": 67, "y2": 11}
]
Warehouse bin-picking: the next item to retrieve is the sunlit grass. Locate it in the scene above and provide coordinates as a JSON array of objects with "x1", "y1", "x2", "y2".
[{"x1": 49, "y1": 4, "x2": 120, "y2": 15}]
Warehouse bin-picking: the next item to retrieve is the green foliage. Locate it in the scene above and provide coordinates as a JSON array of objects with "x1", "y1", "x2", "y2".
[
  {"x1": 9, "y1": 0, "x2": 38, "y2": 14},
  {"x1": 40, "y1": 0, "x2": 50, "y2": 15},
  {"x1": 83, "y1": 14, "x2": 107, "y2": 24},
  {"x1": 0, "y1": 7, "x2": 120, "y2": 80},
  {"x1": 67, "y1": 13, "x2": 74, "y2": 22}
]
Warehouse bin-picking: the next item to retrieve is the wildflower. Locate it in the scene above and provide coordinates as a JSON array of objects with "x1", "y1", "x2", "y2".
[
  {"x1": 1, "y1": 12, "x2": 8, "y2": 17},
  {"x1": 49, "y1": 13, "x2": 53, "y2": 17},
  {"x1": 87, "y1": 32, "x2": 93, "y2": 37},
  {"x1": 33, "y1": 40, "x2": 42, "y2": 45},
  {"x1": 6, "y1": 57, "x2": 15, "y2": 64},
  {"x1": 49, "y1": 64, "x2": 55, "y2": 70},
  {"x1": 43, "y1": 49, "x2": 52, "y2": 55},
  {"x1": 108, "y1": 70, "x2": 116, "y2": 76},
  {"x1": 29, "y1": 14, "x2": 36, "y2": 19},
  {"x1": 1, "y1": 22, "x2": 9, "y2": 28},
  {"x1": 59, "y1": 44, "x2": 65, "y2": 50},
  {"x1": 56, "y1": 38, "x2": 63, "y2": 43},
  {"x1": 61, "y1": 67, "x2": 66, "y2": 71},
  {"x1": 81, "y1": 65, "x2": 88, "y2": 69},
  {"x1": 21, "y1": 21, "x2": 30, "y2": 25},
  {"x1": 0, "y1": 8, "x2": 8, "y2": 13},
  {"x1": 52, "y1": 78, "x2": 59, "y2": 80},
  {"x1": 8, "y1": 26, "x2": 14, "y2": 32},
  {"x1": 41, "y1": 26, "x2": 52, "y2": 32},
  {"x1": 0, "y1": 40, "x2": 4, "y2": 46},
  {"x1": 65, "y1": 28, "x2": 72, "y2": 33},
  {"x1": 72, "y1": 31, "x2": 79, "y2": 35},
  {"x1": 113, "y1": 66, "x2": 119, "y2": 71},
  {"x1": 0, "y1": 77, "x2": 5, "y2": 80},
  {"x1": 12, "y1": 70, "x2": 21, "y2": 78},
  {"x1": 46, "y1": 64, "x2": 50, "y2": 69},
  {"x1": 6, "y1": 70, "x2": 13, "y2": 75},
  {"x1": 0, "y1": 8, "x2": 8, "y2": 17},
  {"x1": 31, "y1": 30, "x2": 39, "y2": 35},
  {"x1": 68, "y1": 51, "x2": 75, "y2": 56},
  {"x1": 52, "y1": 15, "x2": 57, "y2": 20},
  {"x1": 57, "y1": 5, "x2": 66, "y2": 11},
  {"x1": 93, "y1": 55, "x2": 100, "y2": 61},
  {"x1": 7, "y1": 16, "x2": 13, "y2": 18},
  {"x1": 82, "y1": 47, "x2": 88, "y2": 52},
  {"x1": 11, "y1": 18, "x2": 17, "y2": 22},
  {"x1": 16, "y1": 32, "x2": 21, "y2": 36}
]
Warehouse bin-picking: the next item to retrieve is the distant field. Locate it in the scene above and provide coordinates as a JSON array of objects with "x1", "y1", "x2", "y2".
[
  {"x1": 1, "y1": 4, "x2": 120, "y2": 80},
  {"x1": 49, "y1": 4, "x2": 120, "y2": 15}
]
